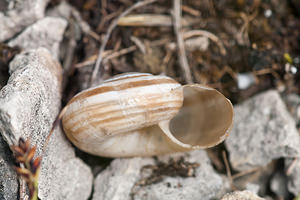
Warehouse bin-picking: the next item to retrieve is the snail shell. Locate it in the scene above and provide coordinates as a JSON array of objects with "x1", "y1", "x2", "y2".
[{"x1": 62, "y1": 73, "x2": 233, "y2": 157}]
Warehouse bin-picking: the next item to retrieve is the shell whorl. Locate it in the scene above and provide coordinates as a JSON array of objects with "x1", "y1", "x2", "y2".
[
  {"x1": 62, "y1": 73, "x2": 234, "y2": 157},
  {"x1": 62, "y1": 73, "x2": 183, "y2": 144}
]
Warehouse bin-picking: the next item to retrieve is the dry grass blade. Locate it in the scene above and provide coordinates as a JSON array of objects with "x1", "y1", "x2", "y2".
[
  {"x1": 11, "y1": 138, "x2": 41, "y2": 200},
  {"x1": 286, "y1": 157, "x2": 299, "y2": 176},
  {"x1": 173, "y1": 0, "x2": 193, "y2": 84},
  {"x1": 91, "y1": 0, "x2": 158, "y2": 86},
  {"x1": 184, "y1": 30, "x2": 227, "y2": 56},
  {"x1": 118, "y1": 14, "x2": 173, "y2": 26},
  {"x1": 222, "y1": 150, "x2": 235, "y2": 190}
]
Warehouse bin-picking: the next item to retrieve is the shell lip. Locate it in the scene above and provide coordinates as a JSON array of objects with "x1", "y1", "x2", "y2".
[
  {"x1": 159, "y1": 84, "x2": 234, "y2": 150},
  {"x1": 158, "y1": 120, "x2": 192, "y2": 149},
  {"x1": 159, "y1": 116, "x2": 233, "y2": 150}
]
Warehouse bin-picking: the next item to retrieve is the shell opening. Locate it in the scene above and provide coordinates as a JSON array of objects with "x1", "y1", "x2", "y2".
[{"x1": 165, "y1": 85, "x2": 233, "y2": 148}]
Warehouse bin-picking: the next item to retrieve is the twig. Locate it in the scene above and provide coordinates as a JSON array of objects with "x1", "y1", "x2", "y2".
[
  {"x1": 181, "y1": 5, "x2": 201, "y2": 16},
  {"x1": 76, "y1": 38, "x2": 170, "y2": 68},
  {"x1": 91, "y1": 0, "x2": 158, "y2": 86},
  {"x1": 130, "y1": 36, "x2": 146, "y2": 54},
  {"x1": 286, "y1": 157, "x2": 299, "y2": 176},
  {"x1": 222, "y1": 150, "x2": 234, "y2": 190},
  {"x1": 232, "y1": 167, "x2": 261, "y2": 179},
  {"x1": 103, "y1": 46, "x2": 137, "y2": 64},
  {"x1": 183, "y1": 30, "x2": 227, "y2": 56},
  {"x1": 71, "y1": 7, "x2": 101, "y2": 42},
  {"x1": 162, "y1": 50, "x2": 173, "y2": 74},
  {"x1": 173, "y1": 0, "x2": 193, "y2": 84},
  {"x1": 97, "y1": 9, "x2": 123, "y2": 32},
  {"x1": 62, "y1": 20, "x2": 77, "y2": 90}
]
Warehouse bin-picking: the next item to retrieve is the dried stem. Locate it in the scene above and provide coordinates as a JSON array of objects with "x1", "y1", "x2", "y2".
[
  {"x1": 183, "y1": 30, "x2": 226, "y2": 56},
  {"x1": 76, "y1": 38, "x2": 169, "y2": 68},
  {"x1": 232, "y1": 167, "x2": 261, "y2": 179},
  {"x1": 71, "y1": 7, "x2": 101, "y2": 42},
  {"x1": 173, "y1": 0, "x2": 193, "y2": 84},
  {"x1": 222, "y1": 150, "x2": 235, "y2": 190},
  {"x1": 286, "y1": 157, "x2": 299, "y2": 176},
  {"x1": 11, "y1": 138, "x2": 41, "y2": 200},
  {"x1": 90, "y1": 0, "x2": 158, "y2": 86}
]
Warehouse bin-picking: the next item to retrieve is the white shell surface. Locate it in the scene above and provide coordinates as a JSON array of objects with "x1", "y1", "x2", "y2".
[{"x1": 62, "y1": 73, "x2": 183, "y2": 155}]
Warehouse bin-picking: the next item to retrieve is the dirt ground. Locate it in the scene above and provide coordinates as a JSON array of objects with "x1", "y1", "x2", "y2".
[{"x1": 56, "y1": 0, "x2": 300, "y2": 104}]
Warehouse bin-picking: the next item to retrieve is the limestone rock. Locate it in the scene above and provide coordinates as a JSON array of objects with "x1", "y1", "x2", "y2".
[
  {"x1": 221, "y1": 190, "x2": 265, "y2": 200},
  {"x1": 8, "y1": 17, "x2": 67, "y2": 59},
  {"x1": 0, "y1": 48, "x2": 92, "y2": 200},
  {"x1": 0, "y1": 135, "x2": 18, "y2": 200},
  {"x1": 93, "y1": 150, "x2": 227, "y2": 200},
  {"x1": 283, "y1": 93, "x2": 300, "y2": 126},
  {"x1": 225, "y1": 90, "x2": 300, "y2": 171},
  {"x1": 93, "y1": 157, "x2": 154, "y2": 200},
  {"x1": 0, "y1": 0, "x2": 49, "y2": 41}
]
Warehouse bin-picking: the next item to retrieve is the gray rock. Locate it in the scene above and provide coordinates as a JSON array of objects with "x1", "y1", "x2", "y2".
[
  {"x1": 0, "y1": 0, "x2": 49, "y2": 42},
  {"x1": 221, "y1": 190, "x2": 265, "y2": 200},
  {"x1": 286, "y1": 158, "x2": 300, "y2": 195},
  {"x1": 0, "y1": 48, "x2": 93, "y2": 200},
  {"x1": 0, "y1": 134, "x2": 18, "y2": 200},
  {"x1": 93, "y1": 157, "x2": 154, "y2": 200},
  {"x1": 225, "y1": 90, "x2": 300, "y2": 171},
  {"x1": 8, "y1": 17, "x2": 67, "y2": 59},
  {"x1": 283, "y1": 93, "x2": 300, "y2": 126},
  {"x1": 93, "y1": 150, "x2": 227, "y2": 200}
]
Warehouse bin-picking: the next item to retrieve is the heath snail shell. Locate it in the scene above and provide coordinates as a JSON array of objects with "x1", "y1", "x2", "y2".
[{"x1": 62, "y1": 73, "x2": 233, "y2": 157}]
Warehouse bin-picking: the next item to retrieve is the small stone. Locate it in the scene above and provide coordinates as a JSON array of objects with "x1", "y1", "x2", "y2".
[
  {"x1": 286, "y1": 158, "x2": 300, "y2": 195},
  {"x1": 0, "y1": 48, "x2": 93, "y2": 200},
  {"x1": 93, "y1": 150, "x2": 227, "y2": 200},
  {"x1": 0, "y1": 0, "x2": 49, "y2": 41},
  {"x1": 225, "y1": 90, "x2": 300, "y2": 171},
  {"x1": 264, "y1": 9, "x2": 272, "y2": 18},
  {"x1": 270, "y1": 171, "x2": 289, "y2": 199},
  {"x1": 246, "y1": 183, "x2": 260, "y2": 194},
  {"x1": 8, "y1": 17, "x2": 67, "y2": 59},
  {"x1": 237, "y1": 73, "x2": 256, "y2": 90},
  {"x1": 0, "y1": 135, "x2": 18, "y2": 200},
  {"x1": 221, "y1": 190, "x2": 265, "y2": 200},
  {"x1": 46, "y1": 1, "x2": 72, "y2": 19}
]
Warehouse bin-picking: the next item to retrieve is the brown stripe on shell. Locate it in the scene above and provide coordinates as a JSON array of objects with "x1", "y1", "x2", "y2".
[
  {"x1": 67, "y1": 78, "x2": 178, "y2": 105},
  {"x1": 64, "y1": 100, "x2": 182, "y2": 129},
  {"x1": 103, "y1": 73, "x2": 151, "y2": 83},
  {"x1": 63, "y1": 90, "x2": 182, "y2": 123},
  {"x1": 69, "y1": 106, "x2": 181, "y2": 136}
]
